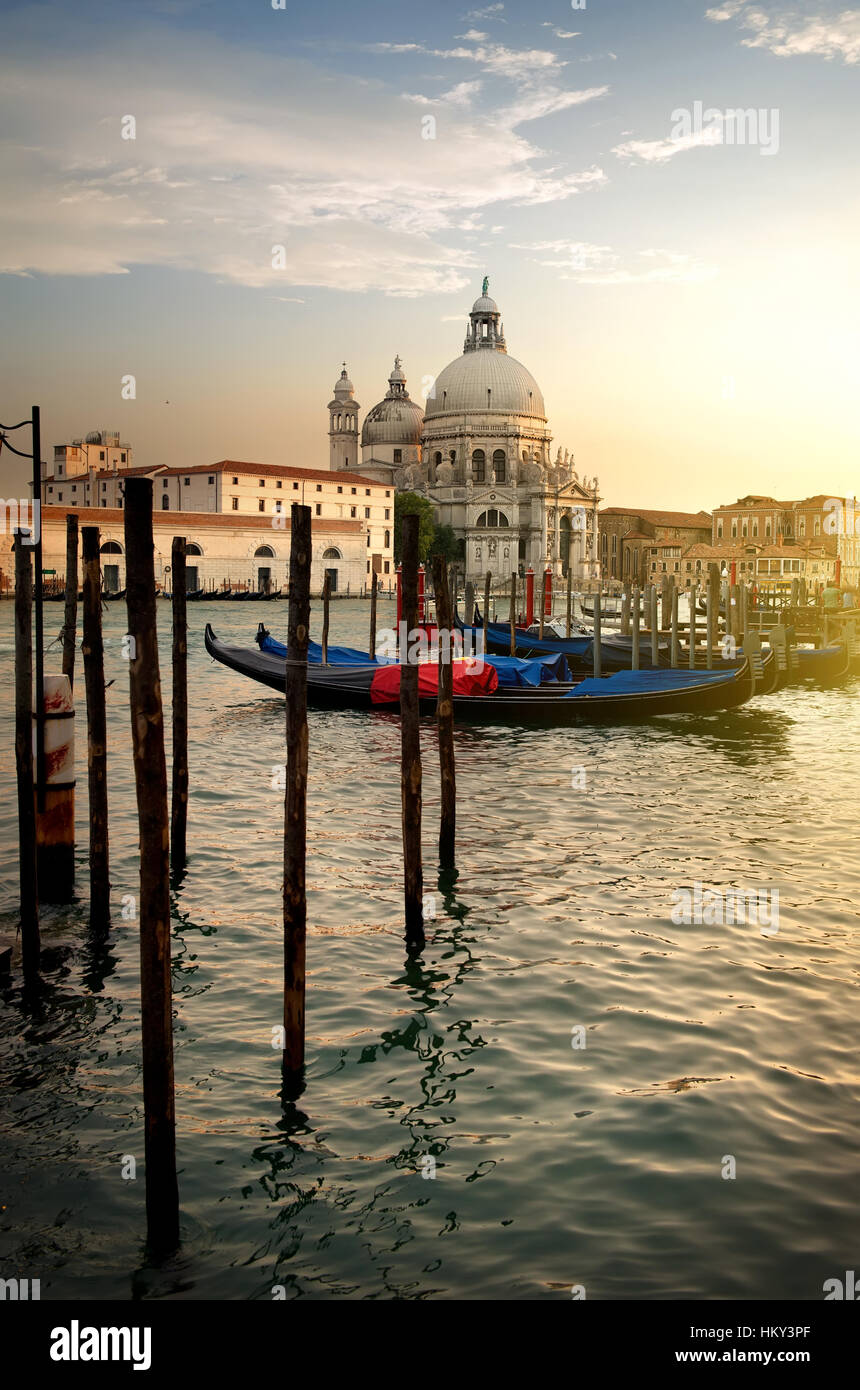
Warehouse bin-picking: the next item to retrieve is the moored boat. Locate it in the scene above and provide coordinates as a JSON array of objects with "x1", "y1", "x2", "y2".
[{"x1": 205, "y1": 624, "x2": 755, "y2": 722}]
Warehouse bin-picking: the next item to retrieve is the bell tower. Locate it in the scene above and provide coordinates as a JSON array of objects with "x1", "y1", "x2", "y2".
[{"x1": 328, "y1": 364, "x2": 360, "y2": 471}]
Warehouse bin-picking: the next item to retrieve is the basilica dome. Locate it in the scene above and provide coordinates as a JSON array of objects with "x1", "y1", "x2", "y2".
[
  {"x1": 423, "y1": 284, "x2": 546, "y2": 422},
  {"x1": 424, "y1": 350, "x2": 546, "y2": 421},
  {"x1": 361, "y1": 356, "x2": 424, "y2": 447}
]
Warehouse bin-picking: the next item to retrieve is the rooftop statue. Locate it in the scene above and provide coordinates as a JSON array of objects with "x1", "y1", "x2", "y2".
[{"x1": 482, "y1": 275, "x2": 489, "y2": 296}]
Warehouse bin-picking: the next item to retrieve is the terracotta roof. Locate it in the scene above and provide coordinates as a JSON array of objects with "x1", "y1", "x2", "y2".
[
  {"x1": 599, "y1": 507, "x2": 712, "y2": 528},
  {"x1": 40, "y1": 505, "x2": 362, "y2": 533},
  {"x1": 215, "y1": 461, "x2": 389, "y2": 487},
  {"x1": 44, "y1": 461, "x2": 391, "y2": 488}
]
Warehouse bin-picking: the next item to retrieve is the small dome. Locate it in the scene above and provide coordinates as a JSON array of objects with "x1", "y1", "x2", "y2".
[
  {"x1": 361, "y1": 396, "x2": 424, "y2": 447},
  {"x1": 332, "y1": 364, "x2": 354, "y2": 395},
  {"x1": 471, "y1": 294, "x2": 499, "y2": 314}
]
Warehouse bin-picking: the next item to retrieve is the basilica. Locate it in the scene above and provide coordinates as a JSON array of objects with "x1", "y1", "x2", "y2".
[{"x1": 327, "y1": 282, "x2": 601, "y2": 585}]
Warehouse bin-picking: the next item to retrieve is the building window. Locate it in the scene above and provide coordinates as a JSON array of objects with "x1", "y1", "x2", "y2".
[
  {"x1": 717, "y1": 524, "x2": 723, "y2": 539},
  {"x1": 232, "y1": 476, "x2": 238, "y2": 485},
  {"x1": 337, "y1": 485, "x2": 343, "y2": 494},
  {"x1": 365, "y1": 488, "x2": 371, "y2": 496},
  {"x1": 351, "y1": 487, "x2": 357, "y2": 495},
  {"x1": 384, "y1": 508, "x2": 390, "y2": 520},
  {"x1": 366, "y1": 533, "x2": 371, "y2": 547},
  {"x1": 162, "y1": 495, "x2": 169, "y2": 510},
  {"x1": 208, "y1": 475, "x2": 214, "y2": 485},
  {"x1": 48, "y1": 486, "x2": 53, "y2": 494},
  {"x1": 58, "y1": 491, "x2": 63, "y2": 501},
  {"x1": 385, "y1": 490, "x2": 391, "y2": 498},
  {"x1": 293, "y1": 482, "x2": 299, "y2": 490},
  {"x1": 472, "y1": 449, "x2": 485, "y2": 483},
  {"x1": 384, "y1": 529, "x2": 391, "y2": 548},
  {"x1": 493, "y1": 449, "x2": 506, "y2": 483},
  {"x1": 276, "y1": 480, "x2": 282, "y2": 489},
  {"x1": 121, "y1": 452, "x2": 126, "y2": 463},
  {"x1": 364, "y1": 507, "x2": 370, "y2": 519},
  {"x1": 350, "y1": 506, "x2": 357, "y2": 518},
  {"x1": 232, "y1": 497, "x2": 239, "y2": 510},
  {"x1": 316, "y1": 503, "x2": 322, "y2": 516},
  {"x1": 184, "y1": 477, "x2": 190, "y2": 486},
  {"x1": 99, "y1": 451, "x2": 105, "y2": 461},
  {"x1": 393, "y1": 450, "x2": 402, "y2": 464},
  {"x1": 384, "y1": 560, "x2": 390, "y2": 574},
  {"x1": 258, "y1": 499, "x2": 265, "y2": 512}
]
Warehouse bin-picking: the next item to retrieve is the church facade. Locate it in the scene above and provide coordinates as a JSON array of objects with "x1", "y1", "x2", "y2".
[{"x1": 327, "y1": 282, "x2": 600, "y2": 585}]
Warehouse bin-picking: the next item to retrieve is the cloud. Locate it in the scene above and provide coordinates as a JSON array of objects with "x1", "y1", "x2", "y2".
[
  {"x1": 511, "y1": 239, "x2": 717, "y2": 284},
  {"x1": 462, "y1": 3, "x2": 506, "y2": 19},
  {"x1": 613, "y1": 127, "x2": 723, "y2": 162},
  {"x1": 403, "y1": 80, "x2": 483, "y2": 107},
  {"x1": 0, "y1": 21, "x2": 606, "y2": 295},
  {"x1": 705, "y1": 3, "x2": 860, "y2": 64}
]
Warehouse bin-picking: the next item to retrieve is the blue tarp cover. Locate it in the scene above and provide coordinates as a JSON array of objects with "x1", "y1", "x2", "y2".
[
  {"x1": 568, "y1": 667, "x2": 737, "y2": 698},
  {"x1": 260, "y1": 632, "x2": 381, "y2": 665},
  {"x1": 483, "y1": 653, "x2": 569, "y2": 686},
  {"x1": 259, "y1": 632, "x2": 566, "y2": 683}
]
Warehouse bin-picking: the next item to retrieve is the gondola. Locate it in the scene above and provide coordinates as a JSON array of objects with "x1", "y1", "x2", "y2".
[
  {"x1": 205, "y1": 624, "x2": 755, "y2": 722},
  {"x1": 792, "y1": 642, "x2": 851, "y2": 685},
  {"x1": 455, "y1": 616, "x2": 670, "y2": 671}
]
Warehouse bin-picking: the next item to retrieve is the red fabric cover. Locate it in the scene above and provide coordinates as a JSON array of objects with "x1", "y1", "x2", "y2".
[{"x1": 370, "y1": 660, "x2": 499, "y2": 704}]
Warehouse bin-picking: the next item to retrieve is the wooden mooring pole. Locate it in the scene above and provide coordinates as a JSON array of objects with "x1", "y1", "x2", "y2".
[
  {"x1": 400, "y1": 514, "x2": 424, "y2": 945},
  {"x1": 368, "y1": 571, "x2": 378, "y2": 658},
  {"x1": 432, "y1": 555, "x2": 456, "y2": 869},
  {"x1": 170, "y1": 537, "x2": 188, "y2": 871},
  {"x1": 592, "y1": 591, "x2": 602, "y2": 679},
  {"x1": 689, "y1": 582, "x2": 698, "y2": 669},
  {"x1": 671, "y1": 586, "x2": 680, "y2": 667},
  {"x1": 631, "y1": 584, "x2": 640, "y2": 670},
  {"x1": 284, "y1": 504, "x2": 311, "y2": 1074},
  {"x1": 539, "y1": 569, "x2": 547, "y2": 638},
  {"x1": 509, "y1": 571, "x2": 517, "y2": 655},
  {"x1": 62, "y1": 513, "x2": 78, "y2": 692},
  {"x1": 566, "y1": 568, "x2": 572, "y2": 638},
  {"x1": 650, "y1": 586, "x2": 659, "y2": 667},
  {"x1": 81, "y1": 527, "x2": 110, "y2": 930},
  {"x1": 321, "y1": 570, "x2": 331, "y2": 664},
  {"x1": 14, "y1": 535, "x2": 40, "y2": 978},
  {"x1": 123, "y1": 479, "x2": 179, "y2": 1252},
  {"x1": 483, "y1": 570, "x2": 491, "y2": 653}
]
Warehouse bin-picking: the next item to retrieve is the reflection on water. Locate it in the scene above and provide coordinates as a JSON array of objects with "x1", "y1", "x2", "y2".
[{"x1": 1, "y1": 599, "x2": 859, "y2": 1300}]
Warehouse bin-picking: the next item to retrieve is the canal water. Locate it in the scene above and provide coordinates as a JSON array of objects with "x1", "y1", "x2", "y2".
[{"x1": 1, "y1": 598, "x2": 858, "y2": 1299}]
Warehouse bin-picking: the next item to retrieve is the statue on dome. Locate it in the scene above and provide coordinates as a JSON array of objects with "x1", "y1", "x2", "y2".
[{"x1": 482, "y1": 275, "x2": 489, "y2": 296}]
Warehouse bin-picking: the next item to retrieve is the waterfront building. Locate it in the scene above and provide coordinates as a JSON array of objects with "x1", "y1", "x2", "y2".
[
  {"x1": 40, "y1": 451, "x2": 395, "y2": 590},
  {"x1": 34, "y1": 505, "x2": 368, "y2": 595},
  {"x1": 712, "y1": 493, "x2": 842, "y2": 545},
  {"x1": 598, "y1": 508, "x2": 712, "y2": 584}
]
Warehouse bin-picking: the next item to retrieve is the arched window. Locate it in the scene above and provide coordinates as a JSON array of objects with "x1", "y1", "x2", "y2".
[
  {"x1": 161, "y1": 495, "x2": 169, "y2": 509},
  {"x1": 100, "y1": 541, "x2": 122, "y2": 554},
  {"x1": 322, "y1": 547, "x2": 342, "y2": 560},
  {"x1": 472, "y1": 449, "x2": 485, "y2": 483},
  {"x1": 186, "y1": 543, "x2": 203, "y2": 556},
  {"x1": 475, "y1": 510, "x2": 509, "y2": 528},
  {"x1": 384, "y1": 529, "x2": 391, "y2": 548},
  {"x1": 255, "y1": 545, "x2": 275, "y2": 558},
  {"x1": 435, "y1": 452, "x2": 442, "y2": 469},
  {"x1": 492, "y1": 449, "x2": 506, "y2": 483}
]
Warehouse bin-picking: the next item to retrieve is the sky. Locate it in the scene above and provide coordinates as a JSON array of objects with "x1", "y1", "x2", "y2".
[{"x1": 1, "y1": 0, "x2": 858, "y2": 511}]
